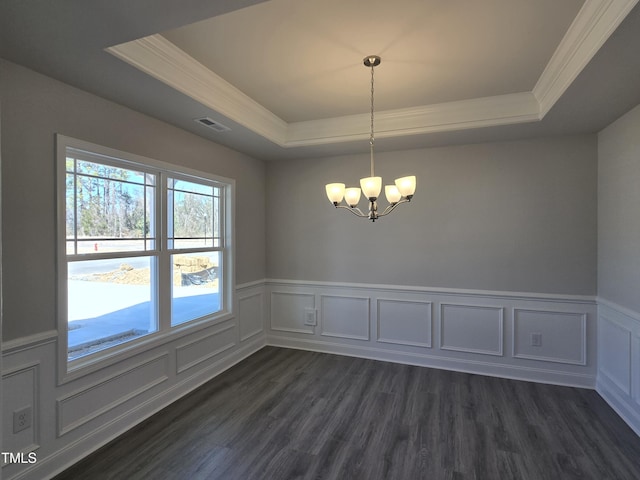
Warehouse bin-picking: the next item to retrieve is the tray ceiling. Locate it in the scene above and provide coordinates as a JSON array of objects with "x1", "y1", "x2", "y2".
[{"x1": 107, "y1": 0, "x2": 637, "y2": 149}]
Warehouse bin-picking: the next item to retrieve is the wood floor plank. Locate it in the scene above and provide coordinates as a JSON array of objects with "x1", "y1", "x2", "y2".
[{"x1": 54, "y1": 347, "x2": 640, "y2": 480}]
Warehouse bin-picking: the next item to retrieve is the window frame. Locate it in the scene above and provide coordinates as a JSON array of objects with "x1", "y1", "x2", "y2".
[{"x1": 56, "y1": 134, "x2": 235, "y2": 383}]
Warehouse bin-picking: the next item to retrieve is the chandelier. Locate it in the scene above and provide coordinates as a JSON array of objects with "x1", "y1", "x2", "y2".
[{"x1": 325, "y1": 55, "x2": 416, "y2": 222}]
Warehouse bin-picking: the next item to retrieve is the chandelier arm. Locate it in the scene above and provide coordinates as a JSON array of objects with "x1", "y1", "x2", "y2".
[
  {"x1": 378, "y1": 198, "x2": 411, "y2": 217},
  {"x1": 335, "y1": 205, "x2": 368, "y2": 217}
]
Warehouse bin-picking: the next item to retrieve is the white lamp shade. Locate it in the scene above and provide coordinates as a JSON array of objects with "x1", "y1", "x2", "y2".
[
  {"x1": 360, "y1": 176, "x2": 382, "y2": 199},
  {"x1": 325, "y1": 183, "x2": 345, "y2": 203},
  {"x1": 385, "y1": 185, "x2": 402, "y2": 204},
  {"x1": 344, "y1": 187, "x2": 362, "y2": 207},
  {"x1": 395, "y1": 175, "x2": 416, "y2": 197}
]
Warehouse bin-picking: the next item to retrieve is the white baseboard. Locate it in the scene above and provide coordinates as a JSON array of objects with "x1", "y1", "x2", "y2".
[
  {"x1": 596, "y1": 376, "x2": 640, "y2": 437},
  {"x1": 268, "y1": 334, "x2": 595, "y2": 388}
]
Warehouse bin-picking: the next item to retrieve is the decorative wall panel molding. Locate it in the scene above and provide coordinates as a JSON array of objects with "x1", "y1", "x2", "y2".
[
  {"x1": 2, "y1": 362, "x2": 40, "y2": 454},
  {"x1": 377, "y1": 298, "x2": 432, "y2": 348},
  {"x1": 175, "y1": 322, "x2": 236, "y2": 374},
  {"x1": 598, "y1": 315, "x2": 632, "y2": 394},
  {"x1": 320, "y1": 295, "x2": 370, "y2": 340},
  {"x1": 270, "y1": 291, "x2": 315, "y2": 334},
  {"x1": 57, "y1": 353, "x2": 169, "y2": 436},
  {"x1": 596, "y1": 299, "x2": 640, "y2": 437},
  {"x1": 1, "y1": 282, "x2": 267, "y2": 480},
  {"x1": 440, "y1": 304, "x2": 504, "y2": 356},
  {"x1": 512, "y1": 309, "x2": 586, "y2": 365},
  {"x1": 266, "y1": 279, "x2": 596, "y2": 390},
  {"x1": 238, "y1": 291, "x2": 265, "y2": 342}
]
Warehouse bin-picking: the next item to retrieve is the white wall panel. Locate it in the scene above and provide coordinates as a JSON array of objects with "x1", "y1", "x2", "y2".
[
  {"x1": 57, "y1": 354, "x2": 169, "y2": 436},
  {"x1": 2, "y1": 363, "x2": 39, "y2": 454},
  {"x1": 634, "y1": 334, "x2": 640, "y2": 406},
  {"x1": 440, "y1": 304, "x2": 504, "y2": 356},
  {"x1": 238, "y1": 292, "x2": 264, "y2": 341},
  {"x1": 377, "y1": 299, "x2": 432, "y2": 348},
  {"x1": 596, "y1": 300, "x2": 640, "y2": 437},
  {"x1": 513, "y1": 309, "x2": 586, "y2": 365},
  {"x1": 320, "y1": 295, "x2": 370, "y2": 340},
  {"x1": 270, "y1": 292, "x2": 315, "y2": 334},
  {"x1": 176, "y1": 322, "x2": 236, "y2": 373},
  {"x1": 599, "y1": 315, "x2": 632, "y2": 394}
]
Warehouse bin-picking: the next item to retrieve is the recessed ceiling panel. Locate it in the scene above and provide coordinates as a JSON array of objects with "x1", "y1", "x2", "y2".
[{"x1": 163, "y1": 0, "x2": 584, "y2": 122}]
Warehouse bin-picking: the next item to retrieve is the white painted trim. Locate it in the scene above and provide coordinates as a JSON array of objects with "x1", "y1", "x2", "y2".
[
  {"x1": 439, "y1": 303, "x2": 504, "y2": 357},
  {"x1": 105, "y1": 1, "x2": 637, "y2": 147},
  {"x1": 22, "y1": 336, "x2": 266, "y2": 480},
  {"x1": 266, "y1": 278, "x2": 596, "y2": 304},
  {"x1": 106, "y1": 36, "x2": 288, "y2": 145},
  {"x1": 175, "y1": 322, "x2": 236, "y2": 374},
  {"x1": 269, "y1": 291, "x2": 315, "y2": 335},
  {"x1": 595, "y1": 298, "x2": 640, "y2": 438},
  {"x1": 55, "y1": 134, "x2": 237, "y2": 386},
  {"x1": 376, "y1": 298, "x2": 433, "y2": 348},
  {"x1": 236, "y1": 279, "x2": 267, "y2": 291},
  {"x1": 596, "y1": 377, "x2": 640, "y2": 437},
  {"x1": 598, "y1": 314, "x2": 633, "y2": 395},
  {"x1": 319, "y1": 294, "x2": 371, "y2": 341},
  {"x1": 597, "y1": 297, "x2": 640, "y2": 325},
  {"x1": 533, "y1": 0, "x2": 639, "y2": 116},
  {"x1": 267, "y1": 335, "x2": 595, "y2": 389},
  {"x1": 2, "y1": 362, "x2": 41, "y2": 454},
  {"x1": 512, "y1": 309, "x2": 587, "y2": 366},
  {"x1": 238, "y1": 291, "x2": 265, "y2": 342},
  {"x1": 285, "y1": 92, "x2": 540, "y2": 146},
  {"x1": 56, "y1": 353, "x2": 169, "y2": 436},
  {"x1": 2, "y1": 330, "x2": 58, "y2": 355}
]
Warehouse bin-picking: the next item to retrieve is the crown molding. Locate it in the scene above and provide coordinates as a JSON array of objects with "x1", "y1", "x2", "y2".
[
  {"x1": 107, "y1": 35, "x2": 288, "y2": 144},
  {"x1": 533, "y1": 0, "x2": 639, "y2": 116},
  {"x1": 286, "y1": 92, "x2": 540, "y2": 147},
  {"x1": 107, "y1": 0, "x2": 637, "y2": 148}
]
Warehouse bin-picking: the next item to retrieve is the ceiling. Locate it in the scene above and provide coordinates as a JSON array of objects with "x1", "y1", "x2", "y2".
[{"x1": 1, "y1": 0, "x2": 640, "y2": 161}]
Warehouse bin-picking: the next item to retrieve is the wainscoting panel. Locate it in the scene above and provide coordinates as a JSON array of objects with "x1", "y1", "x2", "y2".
[
  {"x1": 596, "y1": 299, "x2": 640, "y2": 437},
  {"x1": 598, "y1": 314, "x2": 632, "y2": 394},
  {"x1": 57, "y1": 353, "x2": 170, "y2": 436},
  {"x1": 2, "y1": 362, "x2": 39, "y2": 454},
  {"x1": 320, "y1": 295, "x2": 370, "y2": 340},
  {"x1": 266, "y1": 279, "x2": 596, "y2": 389},
  {"x1": 176, "y1": 322, "x2": 236, "y2": 374},
  {"x1": 440, "y1": 304, "x2": 504, "y2": 356},
  {"x1": 377, "y1": 299, "x2": 432, "y2": 348},
  {"x1": 1, "y1": 282, "x2": 267, "y2": 480},
  {"x1": 634, "y1": 334, "x2": 640, "y2": 407},
  {"x1": 238, "y1": 292, "x2": 264, "y2": 342},
  {"x1": 513, "y1": 309, "x2": 586, "y2": 365},
  {"x1": 270, "y1": 292, "x2": 315, "y2": 334}
]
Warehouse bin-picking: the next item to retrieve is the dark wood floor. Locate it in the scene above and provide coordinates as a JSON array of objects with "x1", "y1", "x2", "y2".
[{"x1": 55, "y1": 347, "x2": 640, "y2": 480}]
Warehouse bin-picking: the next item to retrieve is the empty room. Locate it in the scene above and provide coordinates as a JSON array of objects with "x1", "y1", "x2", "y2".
[{"x1": 1, "y1": 0, "x2": 640, "y2": 479}]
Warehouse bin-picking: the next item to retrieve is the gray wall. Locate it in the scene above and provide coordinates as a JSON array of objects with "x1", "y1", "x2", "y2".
[
  {"x1": 267, "y1": 135, "x2": 597, "y2": 295},
  {"x1": 598, "y1": 103, "x2": 640, "y2": 313},
  {"x1": 0, "y1": 59, "x2": 266, "y2": 341}
]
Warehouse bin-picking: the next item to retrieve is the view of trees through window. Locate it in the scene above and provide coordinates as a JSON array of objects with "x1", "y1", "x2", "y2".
[{"x1": 63, "y1": 145, "x2": 226, "y2": 362}]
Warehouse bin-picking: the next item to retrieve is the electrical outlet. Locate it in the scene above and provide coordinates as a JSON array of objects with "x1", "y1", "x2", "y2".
[
  {"x1": 304, "y1": 307, "x2": 317, "y2": 326},
  {"x1": 531, "y1": 333, "x2": 542, "y2": 347},
  {"x1": 13, "y1": 406, "x2": 32, "y2": 434}
]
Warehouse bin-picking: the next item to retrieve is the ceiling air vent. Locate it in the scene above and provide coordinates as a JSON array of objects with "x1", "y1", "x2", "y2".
[{"x1": 195, "y1": 117, "x2": 231, "y2": 133}]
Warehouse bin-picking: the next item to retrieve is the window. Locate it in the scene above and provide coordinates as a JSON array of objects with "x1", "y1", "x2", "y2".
[{"x1": 57, "y1": 135, "x2": 234, "y2": 375}]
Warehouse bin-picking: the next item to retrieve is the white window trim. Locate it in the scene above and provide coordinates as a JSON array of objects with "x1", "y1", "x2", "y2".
[{"x1": 56, "y1": 134, "x2": 235, "y2": 384}]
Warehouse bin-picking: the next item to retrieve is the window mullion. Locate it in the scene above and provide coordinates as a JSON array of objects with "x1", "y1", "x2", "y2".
[{"x1": 158, "y1": 172, "x2": 172, "y2": 332}]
